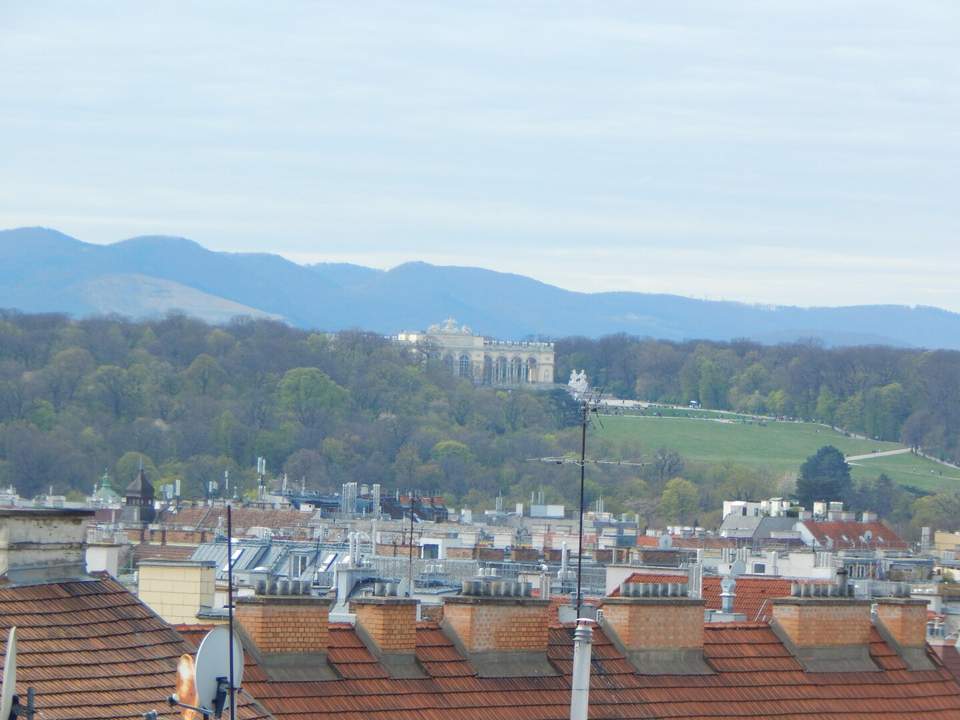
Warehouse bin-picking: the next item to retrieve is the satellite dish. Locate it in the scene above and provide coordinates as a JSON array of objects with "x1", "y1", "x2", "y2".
[
  {"x1": 194, "y1": 626, "x2": 244, "y2": 717},
  {"x1": 0, "y1": 626, "x2": 17, "y2": 720}
]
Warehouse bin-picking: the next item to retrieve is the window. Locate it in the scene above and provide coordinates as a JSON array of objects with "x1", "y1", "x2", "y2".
[
  {"x1": 752, "y1": 563, "x2": 766, "y2": 574},
  {"x1": 458, "y1": 355, "x2": 471, "y2": 377},
  {"x1": 291, "y1": 554, "x2": 308, "y2": 577}
]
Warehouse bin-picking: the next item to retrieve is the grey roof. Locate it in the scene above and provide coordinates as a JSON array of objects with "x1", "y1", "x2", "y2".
[
  {"x1": 191, "y1": 539, "x2": 345, "y2": 583},
  {"x1": 719, "y1": 514, "x2": 763, "y2": 539},
  {"x1": 125, "y1": 468, "x2": 154, "y2": 498},
  {"x1": 754, "y1": 516, "x2": 801, "y2": 541}
]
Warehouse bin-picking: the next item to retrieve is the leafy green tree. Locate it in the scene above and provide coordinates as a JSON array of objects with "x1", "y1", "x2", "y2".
[
  {"x1": 183, "y1": 354, "x2": 226, "y2": 396},
  {"x1": 115, "y1": 451, "x2": 159, "y2": 489},
  {"x1": 659, "y1": 477, "x2": 700, "y2": 524},
  {"x1": 796, "y1": 445, "x2": 852, "y2": 508},
  {"x1": 815, "y1": 386, "x2": 838, "y2": 425},
  {"x1": 911, "y1": 492, "x2": 960, "y2": 532},
  {"x1": 278, "y1": 368, "x2": 349, "y2": 427},
  {"x1": 43, "y1": 347, "x2": 94, "y2": 409},
  {"x1": 88, "y1": 365, "x2": 140, "y2": 419}
]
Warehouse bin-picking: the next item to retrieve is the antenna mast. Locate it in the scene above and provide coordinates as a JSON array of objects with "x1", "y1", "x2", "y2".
[
  {"x1": 576, "y1": 398, "x2": 587, "y2": 618},
  {"x1": 226, "y1": 504, "x2": 236, "y2": 720}
]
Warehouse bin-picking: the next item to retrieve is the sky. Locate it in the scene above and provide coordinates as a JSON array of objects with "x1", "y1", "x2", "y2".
[{"x1": 1, "y1": 2, "x2": 958, "y2": 310}]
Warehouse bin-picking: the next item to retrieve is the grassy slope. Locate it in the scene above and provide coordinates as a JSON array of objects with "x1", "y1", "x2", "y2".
[{"x1": 596, "y1": 414, "x2": 960, "y2": 493}]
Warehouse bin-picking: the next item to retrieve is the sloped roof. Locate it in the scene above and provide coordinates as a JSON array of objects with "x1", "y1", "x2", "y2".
[
  {"x1": 802, "y1": 520, "x2": 908, "y2": 550},
  {"x1": 635, "y1": 535, "x2": 735, "y2": 549},
  {"x1": 0, "y1": 576, "x2": 270, "y2": 720},
  {"x1": 159, "y1": 506, "x2": 314, "y2": 536},
  {"x1": 132, "y1": 543, "x2": 197, "y2": 564},
  {"x1": 702, "y1": 575, "x2": 793, "y2": 621},
  {"x1": 125, "y1": 468, "x2": 154, "y2": 498},
  {"x1": 178, "y1": 609, "x2": 960, "y2": 719}
]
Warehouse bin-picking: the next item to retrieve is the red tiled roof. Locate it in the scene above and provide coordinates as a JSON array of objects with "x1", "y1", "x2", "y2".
[
  {"x1": 0, "y1": 577, "x2": 269, "y2": 720},
  {"x1": 613, "y1": 573, "x2": 829, "y2": 621},
  {"x1": 609, "y1": 572, "x2": 688, "y2": 595},
  {"x1": 177, "y1": 607, "x2": 960, "y2": 719},
  {"x1": 158, "y1": 506, "x2": 314, "y2": 536},
  {"x1": 133, "y1": 543, "x2": 197, "y2": 564},
  {"x1": 802, "y1": 520, "x2": 908, "y2": 550},
  {"x1": 636, "y1": 535, "x2": 735, "y2": 549},
  {"x1": 933, "y1": 644, "x2": 960, "y2": 684},
  {"x1": 702, "y1": 576, "x2": 794, "y2": 621}
]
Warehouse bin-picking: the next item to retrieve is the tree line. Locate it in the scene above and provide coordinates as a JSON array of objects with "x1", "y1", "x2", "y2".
[
  {"x1": 0, "y1": 311, "x2": 956, "y2": 534},
  {"x1": 0, "y1": 311, "x2": 584, "y2": 507}
]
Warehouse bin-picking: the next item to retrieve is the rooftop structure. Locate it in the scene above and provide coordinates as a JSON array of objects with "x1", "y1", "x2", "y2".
[
  {"x1": 0, "y1": 507, "x2": 269, "y2": 720},
  {"x1": 175, "y1": 579, "x2": 960, "y2": 720}
]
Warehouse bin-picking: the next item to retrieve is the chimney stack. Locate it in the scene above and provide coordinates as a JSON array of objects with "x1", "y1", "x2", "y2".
[
  {"x1": 770, "y1": 588, "x2": 874, "y2": 672},
  {"x1": 874, "y1": 598, "x2": 934, "y2": 670},
  {"x1": 442, "y1": 581, "x2": 555, "y2": 676},
  {"x1": 0, "y1": 508, "x2": 93, "y2": 584},
  {"x1": 235, "y1": 593, "x2": 332, "y2": 656},
  {"x1": 602, "y1": 594, "x2": 710, "y2": 674},
  {"x1": 351, "y1": 596, "x2": 426, "y2": 678},
  {"x1": 352, "y1": 597, "x2": 418, "y2": 654}
]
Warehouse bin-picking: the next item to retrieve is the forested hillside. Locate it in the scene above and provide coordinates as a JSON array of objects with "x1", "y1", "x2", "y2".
[
  {"x1": 0, "y1": 311, "x2": 589, "y2": 507},
  {"x1": 2, "y1": 311, "x2": 958, "y2": 534},
  {"x1": 557, "y1": 336, "x2": 960, "y2": 464}
]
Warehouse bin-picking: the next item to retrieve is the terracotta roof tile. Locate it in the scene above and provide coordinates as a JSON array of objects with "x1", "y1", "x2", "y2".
[
  {"x1": 183, "y1": 607, "x2": 960, "y2": 720},
  {"x1": 0, "y1": 578, "x2": 270, "y2": 720},
  {"x1": 159, "y1": 506, "x2": 313, "y2": 537},
  {"x1": 801, "y1": 520, "x2": 908, "y2": 550},
  {"x1": 613, "y1": 573, "x2": 800, "y2": 621}
]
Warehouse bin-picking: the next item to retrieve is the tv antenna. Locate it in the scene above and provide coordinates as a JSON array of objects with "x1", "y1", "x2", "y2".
[
  {"x1": 157, "y1": 505, "x2": 243, "y2": 720},
  {"x1": 574, "y1": 389, "x2": 603, "y2": 618},
  {"x1": 2, "y1": 627, "x2": 35, "y2": 720}
]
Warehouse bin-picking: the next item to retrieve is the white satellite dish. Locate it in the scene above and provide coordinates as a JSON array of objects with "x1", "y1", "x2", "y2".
[
  {"x1": 194, "y1": 626, "x2": 244, "y2": 717},
  {"x1": 0, "y1": 626, "x2": 17, "y2": 720}
]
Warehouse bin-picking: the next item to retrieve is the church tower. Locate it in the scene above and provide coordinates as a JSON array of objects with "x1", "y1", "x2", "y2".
[{"x1": 122, "y1": 464, "x2": 156, "y2": 524}]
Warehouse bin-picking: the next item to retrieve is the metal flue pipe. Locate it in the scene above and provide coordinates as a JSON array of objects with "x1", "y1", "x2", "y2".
[{"x1": 569, "y1": 619, "x2": 594, "y2": 720}]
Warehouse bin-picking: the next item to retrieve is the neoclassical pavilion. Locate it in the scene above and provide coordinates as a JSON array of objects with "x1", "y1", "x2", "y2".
[{"x1": 397, "y1": 318, "x2": 555, "y2": 386}]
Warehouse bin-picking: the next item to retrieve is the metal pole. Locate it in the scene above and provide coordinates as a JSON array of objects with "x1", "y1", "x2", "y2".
[
  {"x1": 407, "y1": 492, "x2": 415, "y2": 596},
  {"x1": 569, "y1": 620, "x2": 593, "y2": 720},
  {"x1": 227, "y1": 505, "x2": 236, "y2": 720},
  {"x1": 576, "y1": 400, "x2": 587, "y2": 617}
]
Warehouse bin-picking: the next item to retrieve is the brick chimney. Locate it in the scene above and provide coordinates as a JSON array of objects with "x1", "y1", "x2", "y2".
[
  {"x1": 352, "y1": 597, "x2": 418, "y2": 654},
  {"x1": 443, "y1": 595, "x2": 550, "y2": 652},
  {"x1": 770, "y1": 596, "x2": 875, "y2": 671},
  {"x1": 602, "y1": 595, "x2": 710, "y2": 674},
  {"x1": 442, "y1": 583, "x2": 555, "y2": 676},
  {"x1": 875, "y1": 598, "x2": 934, "y2": 670},
  {"x1": 875, "y1": 598, "x2": 927, "y2": 647},
  {"x1": 235, "y1": 594, "x2": 332, "y2": 655}
]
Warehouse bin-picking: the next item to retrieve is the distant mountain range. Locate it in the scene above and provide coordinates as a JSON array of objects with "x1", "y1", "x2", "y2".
[{"x1": 2, "y1": 226, "x2": 960, "y2": 349}]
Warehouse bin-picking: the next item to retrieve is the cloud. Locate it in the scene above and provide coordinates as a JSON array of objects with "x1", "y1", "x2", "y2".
[{"x1": 0, "y1": 1, "x2": 958, "y2": 310}]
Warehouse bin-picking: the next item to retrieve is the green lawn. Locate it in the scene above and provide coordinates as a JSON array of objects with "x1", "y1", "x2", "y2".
[
  {"x1": 595, "y1": 415, "x2": 960, "y2": 493},
  {"x1": 848, "y1": 452, "x2": 960, "y2": 493}
]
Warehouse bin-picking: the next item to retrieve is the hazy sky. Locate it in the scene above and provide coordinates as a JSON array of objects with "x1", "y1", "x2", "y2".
[{"x1": 2, "y1": 2, "x2": 958, "y2": 309}]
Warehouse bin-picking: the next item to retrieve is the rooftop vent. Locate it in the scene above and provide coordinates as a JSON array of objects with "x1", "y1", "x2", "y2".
[
  {"x1": 618, "y1": 581, "x2": 689, "y2": 598},
  {"x1": 461, "y1": 578, "x2": 533, "y2": 597},
  {"x1": 255, "y1": 578, "x2": 312, "y2": 596}
]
